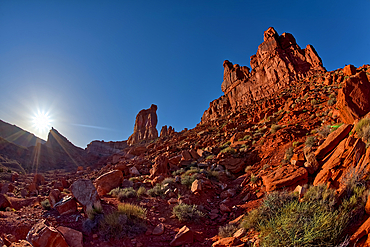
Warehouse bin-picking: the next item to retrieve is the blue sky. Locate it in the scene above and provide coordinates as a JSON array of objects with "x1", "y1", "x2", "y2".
[{"x1": 0, "y1": 0, "x2": 369, "y2": 147}]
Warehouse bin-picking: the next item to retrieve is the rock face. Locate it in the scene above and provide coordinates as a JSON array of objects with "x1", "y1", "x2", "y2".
[
  {"x1": 128, "y1": 104, "x2": 158, "y2": 145},
  {"x1": 202, "y1": 27, "x2": 325, "y2": 123},
  {"x1": 337, "y1": 67, "x2": 370, "y2": 123},
  {"x1": 86, "y1": 140, "x2": 128, "y2": 156}
]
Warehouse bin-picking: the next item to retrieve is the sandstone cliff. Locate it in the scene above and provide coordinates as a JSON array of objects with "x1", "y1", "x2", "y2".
[{"x1": 202, "y1": 27, "x2": 326, "y2": 123}]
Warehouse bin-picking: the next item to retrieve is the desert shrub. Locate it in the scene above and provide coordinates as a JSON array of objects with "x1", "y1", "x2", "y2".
[
  {"x1": 137, "y1": 186, "x2": 146, "y2": 197},
  {"x1": 302, "y1": 184, "x2": 337, "y2": 209},
  {"x1": 172, "y1": 203, "x2": 205, "y2": 222},
  {"x1": 99, "y1": 203, "x2": 146, "y2": 239},
  {"x1": 239, "y1": 188, "x2": 359, "y2": 247},
  {"x1": 147, "y1": 184, "x2": 165, "y2": 197},
  {"x1": 270, "y1": 124, "x2": 282, "y2": 134},
  {"x1": 86, "y1": 201, "x2": 103, "y2": 220},
  {"x1": 181, "y1": 174, "x2": 197, "y2": 188},
  {"x1": 41, "y1": 199, "x2": 51, "y2": 210},
  {"x1": 220, "y1": 146, "x2": 236, "y2": 154},
  {"x1": 245, "y1": 166, "x2": 252, "y2": 173},
  {"x1": 218, "y1": 224, "x2": 238, "y2": 238},
  {"x1": 317, "y1": 125, "x2": 331, "y2": 138},
  {"x1": 250, "y1": 173, "x2": 258, "y2": 183},
  {"x1": 311, "y1": 99, "x2": 318, "y2": 105},
  {"x1": 220, "y1": 141, "x2": 231, "y2": 148},
  {"x1": 305, "y1": 136, "x2": 316, "y2": 147},
  {"x1": 172, "y1": 168, "x2": 185, "y2": 176},
  {"x1": 206, "y1": 170, "x2": 219, "y2": 180},
  {"x1": 282, "y1": 147, "x2": 294, "y2": 163},
  {"x1": 109, "y1": 187, "x2": 137, "y2": 201},
  {"x1": 205, "y1": 154, "x2": 215, "y2": 160},
  {"x1": 327, "y1": 97, "x2": 336, "y2": 106},
  {"x1": 162, "y1": 177, "x2": 175, "y2": 185},
  {"x1": 356, "y1": 118, "x2": 370, "y2": 143}
]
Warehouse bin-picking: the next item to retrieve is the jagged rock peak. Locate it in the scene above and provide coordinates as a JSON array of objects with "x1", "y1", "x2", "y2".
[
  {"x1": 202, "y1": 27, "x2": 326, "y2": 123},
  {"x1": 127, "y1": 104, "x2": 158, "y2": 145}
]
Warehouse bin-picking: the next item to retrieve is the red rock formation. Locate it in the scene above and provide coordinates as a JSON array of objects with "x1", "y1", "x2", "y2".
[
  {"x1": 86, "y1": 140, "x2": 128, "y2": 156},
  {"x1": 202, "y1": 27, "x2": 325, "y2": 122},
  {"x1": 160, "y1": 125, "x2": 175, "y2": 138},
  {"x1": 128, "y1": 104, "x2": 158, "y2": 145},
  {"x1": 337, "y1": 67, "x2": 370, "y2": 124}
]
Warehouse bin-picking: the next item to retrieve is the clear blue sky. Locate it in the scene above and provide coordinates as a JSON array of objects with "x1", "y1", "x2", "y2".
[{"x1": 0, "y1": 0, "x2": 369, "y2": 147}]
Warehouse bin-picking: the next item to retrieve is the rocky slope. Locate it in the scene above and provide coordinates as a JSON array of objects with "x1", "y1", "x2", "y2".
[
  {"x1": 202, "y1": 27, "x2": 325, "y2": 123},
  {"x1": 0, "y1": 120, "x2": 45, "y2": 148},
  {"x1": 1, "y1": 27, "x2": 370, "y2": 247}
]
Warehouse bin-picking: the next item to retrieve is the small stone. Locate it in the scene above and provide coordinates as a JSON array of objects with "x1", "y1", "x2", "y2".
[{"x1": 152, "y1": 223, "x2": 165, "y2": 235}]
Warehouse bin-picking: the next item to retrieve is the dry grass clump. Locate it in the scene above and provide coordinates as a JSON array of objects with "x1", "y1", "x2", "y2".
[
  {"x1": 356, "y1": 118, "x2": 370, "y2": 143},
  {"x1": 218, "y1": 224, "x2": 238, "y2": 238},
  {"x1": 99, "y1": 203, "x2": 146, "y2": 239}
]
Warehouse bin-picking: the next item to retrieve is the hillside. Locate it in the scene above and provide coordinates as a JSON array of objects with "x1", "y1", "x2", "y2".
[
  {"x1": 0, "y1": 120, "x2": 45, "y2": 147},
  {"x1": 1, "y1": 27, "x2": 370, "y2": 247}
]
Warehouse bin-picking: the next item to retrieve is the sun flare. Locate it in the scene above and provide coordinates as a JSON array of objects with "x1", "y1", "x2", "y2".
[{"x1": 32, "y1": 110, "x2": 52, "y2": 132}]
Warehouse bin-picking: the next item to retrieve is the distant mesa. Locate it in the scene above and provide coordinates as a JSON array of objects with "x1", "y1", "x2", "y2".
[
  {"x1": 128, "y1": 104, "x2": 158, "y2": 145},
  {"x1": 202, "y1": 27, "x2": 326, "y2": 123}
]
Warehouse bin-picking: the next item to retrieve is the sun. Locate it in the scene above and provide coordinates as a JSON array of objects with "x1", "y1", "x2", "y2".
[{"x1": 32, "y1": 110, "x2": 52, "y2": 132}]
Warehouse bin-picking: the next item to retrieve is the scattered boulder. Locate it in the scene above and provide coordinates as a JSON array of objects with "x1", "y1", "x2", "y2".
[
  {"x1": 170, "y1": 225, "x2": 193, "y2": 246},
  {"x1": 128, "y1": 104, "x2": 158, "y2": 145},
  {"x1": 219, "y1": 157, "x2": 245, "y2": 173},
  {"x1": 70, "y1": 179, "x2": 100, "y2": 210},
  {"x1": 150, "y1": 155, "x2": 169, "y2": 178},
  {"x1": 48, "y1": 189, "x2": 62, "y2": 208},
  {"x1": 315, "y1": 124, "x2": 352, "y2": 160},
  {"x1": 337, "y1": 70, "x2": 370, "y2": 124},
  {"x1": 57, "y1": 226, "x2": 83, "y2": 247},
  {"x1": 191, "y1": 179, "x2": 202, "y2": 193},
  {"x1": 0, "y1": 193, "x2": 12, "y2": 210},
  {"x1": 152, "y1": 223, "x2": 165, "y2": 236},
  {"x1": 54, "y1": 196, "x2": 78, "y2": 215},
  {"x1": 26, "y1": 220, "x2": 69, "y2": 247},
  {"x1": 262, "y1": 165, "x2": 308, "y2": 192},
  {"x1": 94, "y1": 170, "x2": 123, "y2": 196},
  {"x1": 212, "y1": 237, "x2": 244, "y2": 247},
  {"x1": 33, "y1": 174, "x2": 45, "y2": 186}
]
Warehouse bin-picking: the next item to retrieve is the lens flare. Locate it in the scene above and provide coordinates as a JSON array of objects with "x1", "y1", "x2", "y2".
[{"x1": 32, "y1": 110, "x2": 52, "y2": 132}]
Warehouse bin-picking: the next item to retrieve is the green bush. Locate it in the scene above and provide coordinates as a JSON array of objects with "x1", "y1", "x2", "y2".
[
  {"x1": 240, "y1": 186, "x2": 366, "y2": 247},
  {"x1": 181, "y1": 174, "x2": 197, "y2": 188},
  {"x1": 41, "y1": 199, "x2": 51, "y2": 210},
  {"x1": 311, "y1": 99, "x2": 318, "y2": 105},
  {"x1": 172, "y1": 203, "x2": 205, "y2": 222},
  {"x1": 147, "y1": 184, "x2": 165, "y2": 197},
  {"x1": 109, "y1": 187, "x2": 137, "y2": 201},
  {"x1": 220, "y1": 146, "x2": 236, "y2": 154},
  {"x1": 137, "y1": 186, "x2": 146, "y2": 197}
]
